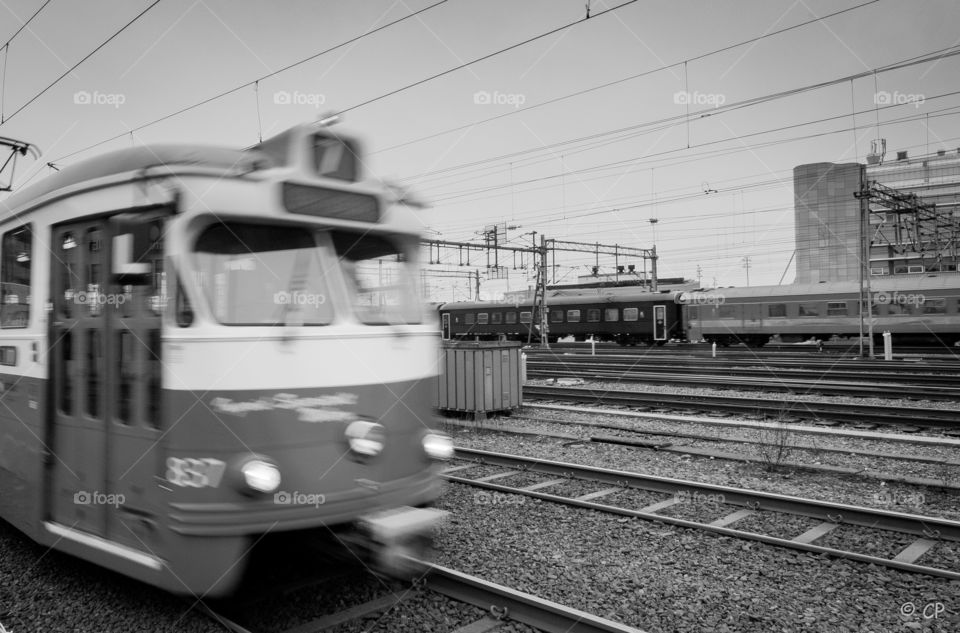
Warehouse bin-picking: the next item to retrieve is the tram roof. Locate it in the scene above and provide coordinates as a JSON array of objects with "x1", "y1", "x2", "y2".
[{"x1": 1, "y1": 144, "x2": 269, "y2": 216}]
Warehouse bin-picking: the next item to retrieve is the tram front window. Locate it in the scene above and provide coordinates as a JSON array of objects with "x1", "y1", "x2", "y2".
[
  {"x1": 331, "y1": 231, "x2": 421, "y2": 325},
  {"x1": 193, "y1": 222, "x2": 335, "y2": 326}
]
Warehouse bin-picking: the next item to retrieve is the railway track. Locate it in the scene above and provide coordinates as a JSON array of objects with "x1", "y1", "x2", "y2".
[
  {"x1": 542, "y1": 342, "x2": 960, "y2": 360},
  {"x1": 444, "y1": 448, "x2": 960, "y2": 581},
  {"x1": 522, "y1": 384, "x2": 960, "y2": 429},
  {"x1": 200, "y1": 551, "x2": 638, "y2": 633}
]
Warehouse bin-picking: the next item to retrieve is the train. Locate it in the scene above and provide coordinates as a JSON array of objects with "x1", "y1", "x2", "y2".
[
  {"x1": 438, "y1": 275, "x2": 960, "y2": 347},
  {"x1": 0, "y1": 122, "x2": 452, "y2": 596}
]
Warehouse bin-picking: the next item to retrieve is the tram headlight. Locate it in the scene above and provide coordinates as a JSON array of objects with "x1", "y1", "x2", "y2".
[
  {"x1": 345, "y1": 420, "x2": 386, "y2": 457},
  {"x1": 422, "y1": 432, "x2": 454, "y2": 461},
  {"x1": 241, "y1": 459, "x2": 281, "y2": 493}
]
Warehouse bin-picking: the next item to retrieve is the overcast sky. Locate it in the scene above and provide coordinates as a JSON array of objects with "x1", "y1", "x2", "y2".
[{"x1": 1, "y1": 0, "x2": 958, "y2": 297}]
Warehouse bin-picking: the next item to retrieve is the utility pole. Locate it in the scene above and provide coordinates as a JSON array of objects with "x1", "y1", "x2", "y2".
[
  {"x1": 741, "y1": 256, "x2": 751, "y2": 286},
  {"x1": 696, "y1": 265, "x2": 702, "y2": 287}
]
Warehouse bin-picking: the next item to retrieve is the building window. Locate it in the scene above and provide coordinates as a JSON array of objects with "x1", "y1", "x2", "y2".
[
  {"x1": 506, "y1": 312, "x2": 517, "y2": 324},
  {"x1": 623, "y1": 308, "x2": 639, "y2": 321},
  {"x1": 587, "y1": 309, "x2": 600, "y2": 322},
  {"x1": 550, "y1": 309, "x2": 564, "y2": 323},
  {"x1": 520, "y1": 311, "x2": 532, "y2": 323},
  {"x1": 799, "y1": 304, "x2": 820, "y2": 317},
  {"x1": 827, "y1": 302, "x2": 847, "y2": 316},
  {"x1": 477, "y1": 313, "x2": 489, "y2": 325},
  {"x1": 567, "y1": 310, "x2": 581, "y2": 323},
  {"x1": 767, "y1": 304, "x2": 787, "y2": 318},
  {"x1": 604, "y1": 308, "x2": 619, "y2": 322}
]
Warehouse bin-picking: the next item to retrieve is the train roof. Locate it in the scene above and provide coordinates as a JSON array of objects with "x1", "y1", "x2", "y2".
[
  {"x1": 680, "y1": 276, "x2": 960, "y2": 299},
  {"x1": 439, "y1": 288, "x2": 678, "y2": 310},
  {"x1": 1, "y1": 145, "x2": 270, "y2": 218}
]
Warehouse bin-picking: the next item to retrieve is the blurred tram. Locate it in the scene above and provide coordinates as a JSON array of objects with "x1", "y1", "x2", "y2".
[{"x1": 0, "y1": 123, "x2": 451, "y2": 595}]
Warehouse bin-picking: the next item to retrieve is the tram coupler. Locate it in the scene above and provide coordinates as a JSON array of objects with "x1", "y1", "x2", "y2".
[{"x1": 357, "y1": 506, "x2": 448, "y2": 579}]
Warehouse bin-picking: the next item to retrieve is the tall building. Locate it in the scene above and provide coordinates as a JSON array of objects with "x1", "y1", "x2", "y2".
[{"x1": 793, "y1": 146, "x2": 960, "y2": 283}]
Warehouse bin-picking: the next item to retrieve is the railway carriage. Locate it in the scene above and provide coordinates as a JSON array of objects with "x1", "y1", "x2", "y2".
[
  {"x1": 439, "y1": 289, "x2": 683, "y2": 345},
  {"x1": 682, "y1": 278, "x2": 960, "y2": 347},
  {"x1": 0, "y1": 123, "x2": 451, "y2": 595}
]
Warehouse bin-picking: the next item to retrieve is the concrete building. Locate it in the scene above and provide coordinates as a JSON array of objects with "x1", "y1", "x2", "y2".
[{"x1": 793, "y1": 146, "x2": 960, "y2": 283}]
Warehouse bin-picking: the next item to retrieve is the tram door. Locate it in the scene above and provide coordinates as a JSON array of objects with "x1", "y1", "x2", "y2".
[{"x1": 47, "y1": 216, "x2": 165, "y2": 550}]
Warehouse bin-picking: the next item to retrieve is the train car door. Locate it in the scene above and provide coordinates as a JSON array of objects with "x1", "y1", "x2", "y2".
[
  {"x1": 441, "y1": 312, "x2": 450, "y2": 340},
  {"x1": 653, "y1": 304, "x2": 667, "y2": 341},
  {"x1": 46, "y1": 215, "x2": 165, "y2": 555}
]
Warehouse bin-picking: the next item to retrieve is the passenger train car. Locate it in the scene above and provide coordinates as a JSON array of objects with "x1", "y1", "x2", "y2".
[
  {"x1": 439, "y1": 289, "x2": 683, "y2": 345},
  {"x1": 681, "y1": 276, "x2": 960, "y2": 347},
  {"x1": 0, "y1": 123, "x2": 452, "y2": 596}
]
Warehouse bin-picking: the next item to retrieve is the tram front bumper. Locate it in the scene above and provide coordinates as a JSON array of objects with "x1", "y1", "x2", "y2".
[{"x1": 357, "y1": 506, "x2": 448, "y2": 577}]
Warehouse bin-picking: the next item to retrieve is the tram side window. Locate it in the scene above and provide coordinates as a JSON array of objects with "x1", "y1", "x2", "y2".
[
  {"x1": 567, "y1": 310, "x2": 581, "y2": 323},
  {"x1": 587, "y1": 309, "x2": 600, "y2": 323},
  {"x1": 604, "y1": 308, "x2": 619, "y2": 322},
  {"x1": 1, "y1": 224, "x2": 32, "y2": 328},
  {"x1": 550, "y1": 309, "x2": 564, "y2": 323},
  {"x1": 923, "y1": 298, "x2": 946, "y2": 314},
  {"x1": 798, "y1": 303, "x2": 819, "y2": 317},
  {"x1": 505, "y1": 312, "x2": 517, "y2": 324},
  {"x1": 767, "y1": 304, "x2": 787, "y2": 318},
  {"x1": 519, "y1": 311, "x2": 532, "y2": 323},
  {"x1": 623, "y1": 308, "x2": 639, "y2": 321},
  {"x1": 827, "y1": 302, "x2": 848, "y2": 316}
]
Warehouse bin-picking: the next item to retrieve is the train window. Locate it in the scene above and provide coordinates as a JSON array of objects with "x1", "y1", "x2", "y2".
[
  {"x1": 0, "y1": 346, "x2": 15, "y2": 366},
  {"x1": 519, "y1": 311, "x2": 532, "y2": 323},
  {"x1": 767, "y1": 304, "x2": 787, "y2": 318},
  {"x1": 193, "y1": 222, "x2": 334, "y2": 326},
  {"x1": 477, "y1": 313, "x2": 489, "y2": 325},
  {"x1": 798, "y1": 304, "x2": 819, "y2": 317},
  {"x1": 331, "y1": 231, "x2": 422, "y2": 325},
  {"x1": 623, "y1": 308, "x2": 639, "y2": 321},
  {"x1": 117, "y1": 330, "x2": 132, "y2": 424},
  {"x1": 923, "y1": 298, "x2": 946, "y2": 314},
  {"x1": 827, "y1": 302, "x2": 847, "y2": 316},
  {"x1": 86, "y1": 330, "x2": 100, "y2": 419},
  {"x1": 587, "y1": 309, "x2": 600, "y2": 322},
  {"x1": 604, "y1": 308, "x2": 619, "y2": 322},
  {"x1": 0, "y1": 224, "x2": 31, "y2": 328},
  {"x1": 506, "y1": 312, "x2": 517, "y2": 324},
  {"x1": 717, "y1": 305, "x2": 737, "y2": 319},
  {"x1": 147, "y1": 328, "x2": 161, "y2": 428},
  {"x1": 465, "y1": 313, "x2": 475, "y2": 325},
  {"x1": 491, "y1": 312, "x2": 502, "y2": 324},
  {"x1": 550, "y1": 309, "x2": 564, "y2": 323},
  {"x1": 887, "y1": 303, "x2": 908, "y2": 315},
  {"x1": 567, "y1": 310, "x2": 581, "y2": 323},
  {"x1": 59, "y1": 331, "x2": 73, "y2": 415}
]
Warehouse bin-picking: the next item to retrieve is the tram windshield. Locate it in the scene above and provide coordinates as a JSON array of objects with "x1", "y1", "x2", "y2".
[{"x1": 192, "y1": 222, "x2": 421, "y2": 326}]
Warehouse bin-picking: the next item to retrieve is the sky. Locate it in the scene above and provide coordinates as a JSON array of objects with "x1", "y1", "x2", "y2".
[{"x1": 1, "y1": 0, "x2": 958, "y2": 300}]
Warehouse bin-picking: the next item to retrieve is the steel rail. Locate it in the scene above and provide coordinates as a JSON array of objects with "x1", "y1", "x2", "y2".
[
  {"x1": 522, "y1": 385, "x2": 960, "y2": 427},
  {"x1": 447, "y1": 448, "x2": 960, "y2": 580},
  {"x1": 422, "y1": 563, "x2": 642, "y2": 633},
  {"x1": 526, "y1": 367, "x2": 960, "y2": 400}
]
